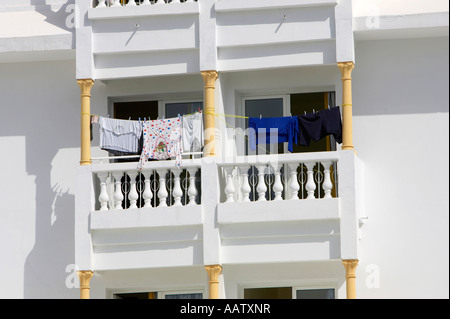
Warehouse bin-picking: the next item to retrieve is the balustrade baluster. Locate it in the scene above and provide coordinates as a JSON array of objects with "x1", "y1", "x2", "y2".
[
  {"x1": 112, "y1": 172, "x2": 124, "y2": 209},
  {"x1": 187, "y1": 168, "x2": 198, "y2": 206},
  {"x1": 256, "y1": 165, "x2": 267, "y2": 201},
  {"x1": 322, "y1": 161, "x2": 333, "y2": 199},
  {"x1": 142, "y1": 170, "x2": 153, "y2": 207},
  {"x1": 96, "y1": 0, "x2": 107, "y2": 8},
  {"x1": 172, "y1": 169, "x2": 183, "y2": 206},
  {"x1": 287, "y1": 163, "x2": 300, "y2": 200},
  {"x1": 127, "y1": 0, "x2": 137, "y2": 6},
  {"x1": 97, "y1": 172, "x2": 110, "y2": 210},
  {"x1": 110, "y1": 0, "x2": 122, "y2": 7},
  {"x1": 305, "y1": 162, "x2": 316, "y2": 199},
  {"x1": 271, "y1": 163, "x2": 283, "y2": 201},
  {"x1": 156, "y1": 169, "x2": 169, "y2": 207},
  {"x1": 223, "y1": 167, "x2": 236, "y2": 203},
  {"x1": 142, "y1": 0, "x2": 151, "y2": 5},
  {"x1": 127, "y1": 171, "x2": 139, "y2": 208},
  {"x1": 238, "y1": 165, "x2": 251, "y2": 202}
]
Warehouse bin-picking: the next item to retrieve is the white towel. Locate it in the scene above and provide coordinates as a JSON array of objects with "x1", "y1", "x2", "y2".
[{"x1": 182, "y1": 112, "x2": 204, "y2": 153}]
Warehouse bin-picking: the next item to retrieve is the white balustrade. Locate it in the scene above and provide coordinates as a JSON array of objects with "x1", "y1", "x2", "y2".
[
  {"x1": 93, "y1": 161, "x2": 201, "y2": 211},
  {"x1": 95, "y1": 0, "x2": 197, "y2": 8},
  {"x1": 127, "y1": 171, "x2": 139, "y2": 208},
  {"x1": 219, "y1": 153, "x2": 338, "y2": 204},
  {"x1": 223, "y1": 166, "x2": 236, "y2": 203},
  {"x1": 112, "y1": 171, "x2": 125, "y2": 209},
  {"x1": 172, "y1": 168, "x2": 183, "y2": 206},
  {"x1": 97, "y1": 172, "x2": 110, "y2": 210},
  {"x1": 238, "y1": 165, "x2": 251, "y2": 202},
  {"x1": 187, "y1": 167, "x2": 199, "y2": 205}
]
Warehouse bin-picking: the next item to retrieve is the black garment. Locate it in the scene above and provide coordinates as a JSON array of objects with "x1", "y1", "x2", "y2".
[
  {"x1": 297, "y1": 107, "x2": 342, "y2": 146},
  {"x1": 319, "y1": 106, "x2": 342, "y2": 144},
  {"x1": 298, "y1": 112, "x2": 322, "y2": 146}
]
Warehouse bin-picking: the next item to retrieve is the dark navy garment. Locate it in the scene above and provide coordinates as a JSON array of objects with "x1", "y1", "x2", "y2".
[
  {"x1": 319, "y1": 106, "x2": 342, "y2": 144},
  {"x1": 298, "y1": 107, "x2": 342, "y2": 146},
  {"x1": 298, "y1": 112, "x2": 322, "y2": 146},
  {"x1": 248, "y1": 116, "x2": 299, "y2": 152}
]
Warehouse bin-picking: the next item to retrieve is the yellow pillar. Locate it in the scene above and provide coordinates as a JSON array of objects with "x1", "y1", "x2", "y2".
[
  {"x1": 77, "y1": 270, "x2": 94, "y2": 299},
  {"x1": 337, "y1": 62, "x2": 355, "y2": 151},
  {"x1": 201, "y1": 71, "x2": 219, "y2": 157},
  {"x1": 77, "y1": 79, "x2": 95, "y2": 166},
  {"x1": 342, "y1": 259, "x2": 358, "y2": 299},
  {"x1": 205, "y1": 264, "x2": 222, "y2": 299}
]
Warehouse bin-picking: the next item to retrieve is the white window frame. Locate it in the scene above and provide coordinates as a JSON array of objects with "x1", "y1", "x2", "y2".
[{"x1": 159, "y1": 98, "x2": 204, "y2": 119}]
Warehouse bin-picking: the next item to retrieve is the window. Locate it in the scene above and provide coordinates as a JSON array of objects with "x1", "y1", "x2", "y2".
[
  {"x1": 242, "y1": 286, "x2": 336, "y2": 299},
  {"x1": 242, "y1": 92, "x2": 337, "y2": 156},
  {"x1": 114, "y1": 290, "x2": 203, "y2": 299},
  {"x1": 296, "y1": 289, "x2": 335, "y2": 299}
]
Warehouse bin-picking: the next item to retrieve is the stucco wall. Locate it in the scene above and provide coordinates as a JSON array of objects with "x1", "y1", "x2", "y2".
[{"x1": 352, "y1": 36, "x2": 449, "y2": 298}]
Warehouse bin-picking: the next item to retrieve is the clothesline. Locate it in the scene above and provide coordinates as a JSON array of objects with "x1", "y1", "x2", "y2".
[
  {"x1": 84, "y1": 105, "x2": 342, "y2": 121},
  {"x1": 88, "y1": 106, "x2": 342, "y2": 163}
]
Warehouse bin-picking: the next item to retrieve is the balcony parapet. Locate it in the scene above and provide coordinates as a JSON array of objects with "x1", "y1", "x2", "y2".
[
  {"x1": 90, "y1": 0, "x2": 199, "y2": 20},
  {"x1": 75, "y1": 151, "x2": 361, "y2": 270}
]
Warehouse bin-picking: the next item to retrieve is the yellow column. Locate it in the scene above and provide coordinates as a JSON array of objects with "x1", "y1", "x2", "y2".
[
  {"x1": 205, "y1": 264, "x2": 222, "y2": 299},
  {"x1": 77, "y1": 270, "x2": 94, "y2": 299},
  {"x1": 337, "y1": 62, "x2": 355, "y2": 151},
  {"x1": 77, "y1": 79, "x2": 95, "y2": 165},
  {"x1": 201, "y1": 71, "x2": 219, "y2": 157},
  {"x1": 342, "y1": 259, "x2": 358, "y2": 299}
]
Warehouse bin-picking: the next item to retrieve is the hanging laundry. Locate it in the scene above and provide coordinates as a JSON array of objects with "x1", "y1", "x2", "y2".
[
  {"x1": 99, "y1": 117, "x2": 143, "y2": 155},
  {"x1": 319, "y1": 106, "x2": 342, "y2": 144},
  {"x1": 139, "y1": 117, "x2": 183, "y2": 169},
  {"x1": 182, "y1": 112, "x2": 204, "y2": 153},
  {"x1": 248, "y1": 116, "x2": 299, "y2": 153},
  {"x1": 297, "y1": 107, "x2": 342, "y2": 146}
]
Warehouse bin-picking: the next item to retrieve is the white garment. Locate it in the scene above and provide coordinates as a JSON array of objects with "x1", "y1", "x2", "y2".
[
  {"x1": 99, "y1": 117, "x2": 143, "y2": 154},
  {"x1": 182, "y1": 112, "x2": 204, "y2": 153},
  {"x1": 139, "y1": 117, "x2": 183, "y2": 169}
]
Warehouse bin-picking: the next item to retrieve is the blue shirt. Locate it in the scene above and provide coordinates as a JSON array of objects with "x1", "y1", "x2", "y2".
[{"x1": 248, "y1": 116, "x2": 299, "y2": 153}]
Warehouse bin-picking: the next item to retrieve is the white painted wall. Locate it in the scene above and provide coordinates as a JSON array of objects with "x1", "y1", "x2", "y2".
[
  {"x1": 352, "y1": 36, "x2": 449, "y2": 298},
  {"x1": 353, "y1": 0, "x2": 449, "y2": 17},
  {"x1": 0, "y1": 59, "x2": 81, "y2": 298}
]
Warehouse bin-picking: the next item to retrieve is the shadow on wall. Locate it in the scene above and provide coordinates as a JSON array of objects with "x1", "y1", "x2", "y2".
[
  {"x1": 0, "y1": 59, "x2": 80, "y2": 298},
  {"x1": 30, "y1": 0, "x2": 76, "y2": 47}
]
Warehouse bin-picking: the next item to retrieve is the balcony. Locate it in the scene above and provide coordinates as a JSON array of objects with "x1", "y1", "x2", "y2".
[
  {"x1": 76, "y1": 0, "x2": 352, "y2": 80},
  {"x1": 75, "y1": 149, "x2": 362, "y2": 271}
]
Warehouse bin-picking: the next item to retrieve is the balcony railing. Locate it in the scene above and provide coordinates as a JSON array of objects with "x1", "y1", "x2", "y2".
[
  {"x1": 218, "y1": 152, "x2": 339, "y2": 204},
  {"x1": 89, "y1": 152, "x2": 339, "y2": 213},
  {"x1": 92, "y1": 159, "x2": 201, "y2": 211},
  {"x1": 94, "y1": 0, "x2": 197, "y2": 8}
]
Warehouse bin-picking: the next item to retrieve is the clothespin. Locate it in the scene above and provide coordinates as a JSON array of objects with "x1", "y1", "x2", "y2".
[
  {"x1": 178, "y1": 113, "x2": 181, "y2": 119},
  {"x1": 304, "y1": 111, "x2": 307, "y2": 115},
  {"x1": 313, "y1": 109, "x2": 315, "y2": 114},
  {"x1": 162, "y1": 115, "x2": 165, "y2": 120},
  {"x1": 260, "y1": 114, "x2": 262, "y2": 119},
  {"x1": 128, "y1": 117, "x2": 131, "y2": 120},
  {"x1": 138, "y1": 117, "x2": 141, "y2": 124},
  {"x1": 144, "y1": 117, "x2": 146, "y2": 122},
  {"x1": 198, "y1": 107, "x2": 202, "y2": 113}
]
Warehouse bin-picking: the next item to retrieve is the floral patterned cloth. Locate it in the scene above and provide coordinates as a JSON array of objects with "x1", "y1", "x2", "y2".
[{"x1": 138, "y1": 117, "x2": 183, "y2": 169}]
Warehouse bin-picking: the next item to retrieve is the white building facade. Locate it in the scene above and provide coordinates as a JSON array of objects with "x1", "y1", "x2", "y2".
[{"x1": 0, "y1": 0, "x2": 448, "y2": 299}]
